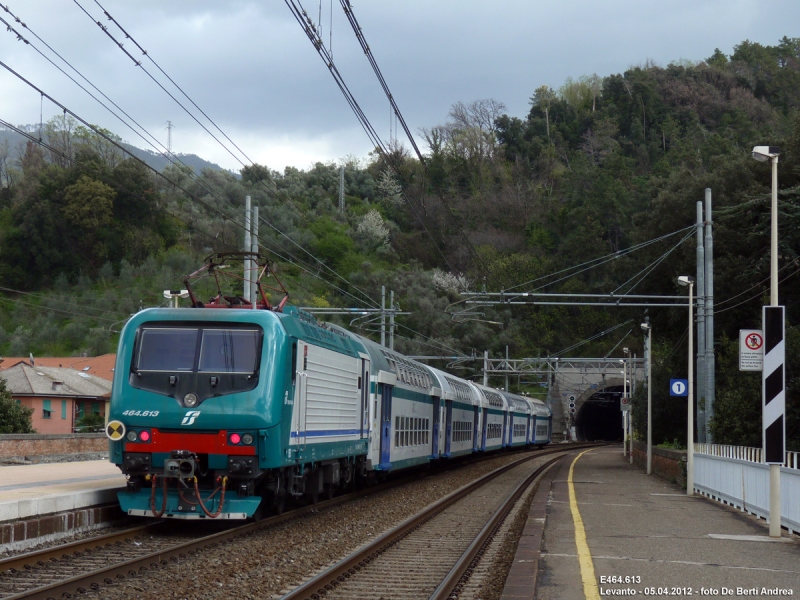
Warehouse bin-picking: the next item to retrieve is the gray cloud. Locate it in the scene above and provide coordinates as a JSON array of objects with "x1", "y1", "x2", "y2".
[{"x1": 0, "y1": 0, "x2": 796, "y2": 171}]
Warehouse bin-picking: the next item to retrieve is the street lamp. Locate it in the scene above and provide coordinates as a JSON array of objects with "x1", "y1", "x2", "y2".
[
  {"x1": 624, "y1": 347, "x2": 632, "y2": 464},
  {"x1": 751, "y1": 146, "x2": 780, "y2": 305},
  {"x1": 163, "y1": 289, "x2": 189, "y2": 308},
  {"x1": 641, "y1": 321, "x2": 652, "y2": 475},
  {"x1": 619, "y1": 363, "x2": 626, "y2": 457},
  {"x1": 678, "y1": 276, "x2": 695, "y2": 496},
  {"x1": 751, "y1": 145, "x2": 782, "y2": 538}
]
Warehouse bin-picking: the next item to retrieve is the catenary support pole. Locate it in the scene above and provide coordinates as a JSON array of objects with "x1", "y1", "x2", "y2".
[
  {"x1": 696, "y1": 201, "x2": 706, "y2": 442},
  {"x1": 645, "y1": 326, "x2": 652, "y2": 475},
  {"x1": 704, "y1": 189, "x2": 715, "y2": 441},
  {"x1": 250, "y1": 206, "x2": 259, "y2": 307},
  {"x1": 631, "y1": 353, "x2": 636, "y2": 465},
  {"x1": 381, "y1": 285, "x2": 386, "y2": 347},
  {"x1": 244, "y1": 196, "x2": 251, "y2": 301},
  {"x1": 389, "y1": 290, "x2": 395, "y2": 350}
]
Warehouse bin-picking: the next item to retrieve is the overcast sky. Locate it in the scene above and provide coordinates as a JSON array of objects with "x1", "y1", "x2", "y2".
[{"x1": 0, "y1": 1, "x2": 796, "y2": 173}]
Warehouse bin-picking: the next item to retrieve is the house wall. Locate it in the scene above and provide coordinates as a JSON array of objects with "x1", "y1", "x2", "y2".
[{"x1": 18, "y1": 397, "x2": 75, "y2": 435}]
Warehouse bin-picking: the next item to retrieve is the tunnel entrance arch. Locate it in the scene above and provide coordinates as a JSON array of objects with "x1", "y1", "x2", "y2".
[{"x1": 575, "y1": 384, "x2": 624, "y2": 441}]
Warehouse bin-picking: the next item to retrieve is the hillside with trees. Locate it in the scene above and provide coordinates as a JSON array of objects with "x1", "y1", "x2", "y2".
[{"x1": 0, "y1": 37, "x2": 797, "y2": 448}]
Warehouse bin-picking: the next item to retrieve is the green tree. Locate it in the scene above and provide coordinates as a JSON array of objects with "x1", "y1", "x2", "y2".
[{"x1": 0, "y1": 379, "x2": 34, "y2": 433}]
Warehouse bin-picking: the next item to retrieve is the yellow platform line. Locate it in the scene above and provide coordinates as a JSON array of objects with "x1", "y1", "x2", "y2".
[{"x1": 569, "y1": 448, "x2": 600, "y2": 600}]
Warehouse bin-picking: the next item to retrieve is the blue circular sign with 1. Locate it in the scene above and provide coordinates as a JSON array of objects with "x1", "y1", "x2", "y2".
[{"x1": 669, "y1": 379, "x2": 688, "y2": 396}]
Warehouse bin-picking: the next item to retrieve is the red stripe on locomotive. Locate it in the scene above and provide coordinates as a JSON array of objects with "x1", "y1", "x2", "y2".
[{"x1": 125, "y1": 429, "x2": 256, "y2": 455}]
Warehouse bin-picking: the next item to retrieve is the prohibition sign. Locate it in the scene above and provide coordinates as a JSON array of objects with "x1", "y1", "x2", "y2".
[{"x1": 745, "y1": 332, "x2": 763, "y2": 351}]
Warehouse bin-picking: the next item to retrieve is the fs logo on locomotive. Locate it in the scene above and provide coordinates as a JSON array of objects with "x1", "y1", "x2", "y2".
[{"x1": 181, "y1": 410, "x2": 201, "y2": 426}]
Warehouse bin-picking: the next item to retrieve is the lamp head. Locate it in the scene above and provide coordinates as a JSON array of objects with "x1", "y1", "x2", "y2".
[
  {"x1": 751, "y1": 146, "x2": 780, "y2": 162},
  {"x1": 677, "y1": 276, "x2": 694, "y2": 287},
  {"x1": 623, "y1": 347, "x2": 629, "y2": 355},
  {"x1": 641, "y1": 322, "x2": 651, "y2": 332}
]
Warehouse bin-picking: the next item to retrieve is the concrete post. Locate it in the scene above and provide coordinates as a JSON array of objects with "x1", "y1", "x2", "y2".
[
  {"x1": 381, "y1": 285, "x2": 386, "y2": 347},
  {"x1": 704, "y1": 189, "x2": 715, "y2": 442},
  {"x1": 244, "y1": 196, "x2": 251, "y2": 301},
  {"x1": 250, "y1": 206, "x2": 259, "y2": 307},
  {"x1": 696, "y1": 201, "x2": 706, "y2": 442}
]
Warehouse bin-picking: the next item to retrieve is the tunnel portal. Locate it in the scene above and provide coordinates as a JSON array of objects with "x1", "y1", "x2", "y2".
[{"x1": 575, "y1": 385, "x2": 625, "y2": 442}]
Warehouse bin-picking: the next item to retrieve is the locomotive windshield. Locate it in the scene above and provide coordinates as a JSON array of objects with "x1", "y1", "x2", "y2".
[
  {"x1": 136, "y1": 326, "x2": 262, "y2": 374},
  {"x1": 199, "y1": 329, "x2": 260, "y2": 373},
  {"x1": 138, "y1": 328, "x2": 198, "y2": 371}
]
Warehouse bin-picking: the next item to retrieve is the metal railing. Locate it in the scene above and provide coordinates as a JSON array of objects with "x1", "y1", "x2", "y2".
[
  {"x1": 694, "y1": 443, "x2": 800, "y2": 470},
  {"x1": 692, "y1": 443, "x2": 800, "y2": 535}
]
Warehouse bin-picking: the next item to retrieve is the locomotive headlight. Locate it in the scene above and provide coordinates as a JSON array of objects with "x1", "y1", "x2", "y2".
[
  {"x1": 242, "y1": 433, "x2": 254, "y2": 445},
  {"x1": 183, "y1": 393, "x2": 198, "y2": 407},
  {"x1": 126, "y1": 430, "x2": 138, "y2": 442}
]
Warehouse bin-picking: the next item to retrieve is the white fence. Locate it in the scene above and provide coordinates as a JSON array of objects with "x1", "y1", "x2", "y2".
[{"x1": 693, "y1": 444, "x2": 800, "y2": 535}]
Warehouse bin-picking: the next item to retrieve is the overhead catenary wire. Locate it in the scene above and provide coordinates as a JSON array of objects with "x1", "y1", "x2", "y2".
[
  {"x1": 0, "y1": 5, "x2": 269, "y2": 226},
  {"x1": 552, "y1": 320, "x2": 633, "y2": 357},
  {"x1": 337, "y1": 0, "x2": 485, "y2": 271},
  {"x1": 0, "y1": 114, "x2": 377, "y2": 312},
  {"x1": 611, "y1": 228, "x2": 696, "y2": 296},
  {"x1": 284, "y1": 0, "x2": 457, "y2": 272},
  {"x1": 502, "y1": 225, "x2": 696, "y2": 293},
  {"x1": 85, "y1": 0, "x2": 311, "y2": 225},
  {"x1": 42, "y1": 0, "x2": 373, "y2": 304},
  {"x1": 0, "y1": 50, "x2": 377, "y2": 309}
]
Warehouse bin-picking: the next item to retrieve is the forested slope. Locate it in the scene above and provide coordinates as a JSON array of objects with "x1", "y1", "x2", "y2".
[{"x1": 0, "y1": 37, "x2": 797, "y2": 448}]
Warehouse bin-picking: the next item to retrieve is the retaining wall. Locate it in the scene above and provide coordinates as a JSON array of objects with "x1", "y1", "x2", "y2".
[
  {"x1": 0, "y1": 434, "x2": 108, "y2": 462},
  {"x1": 631, "y1": 441, "x2": 686, "y2": 487}
]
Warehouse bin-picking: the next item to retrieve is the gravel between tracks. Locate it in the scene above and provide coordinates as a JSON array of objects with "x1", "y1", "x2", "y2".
[{"x1": 75, "y1": 450, "x2": 563, "y2": 600}]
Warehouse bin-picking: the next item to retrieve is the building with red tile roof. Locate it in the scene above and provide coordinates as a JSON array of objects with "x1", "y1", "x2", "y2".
[{"x1": 0, "y1": 354, "x2": 116, "y2": 382}]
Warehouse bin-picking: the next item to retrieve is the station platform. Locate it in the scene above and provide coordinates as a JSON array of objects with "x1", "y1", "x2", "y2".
[
  {"x1": 503, "y1": 446, "x2": 800, "y2": 599},
  {"x1": 0, "y1": 460, "x2": 125, "y2": 548}
]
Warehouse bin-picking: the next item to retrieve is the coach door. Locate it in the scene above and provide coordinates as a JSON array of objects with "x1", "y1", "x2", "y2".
[
  {"x1": 360, "y1": 358, "x2": 370, "y2": 440},
  {"x1": 293, "y1": 342, "x2": 309, "y2": 450},
  {"x1": 431, "y1": 396, "x2": 441, "y2": 459},
  {"x1": 444, "y1": 399, "x2": 453, "y2": 457},
  {"x1": 480, "y1": 408, "x2": 488, "y2": 451},
  {"x1": 472, "y1": 406, "x2": 480, "y2": 451},
  {"x1": 378, "y1": 383, "x2": 393, "y2": 469}
]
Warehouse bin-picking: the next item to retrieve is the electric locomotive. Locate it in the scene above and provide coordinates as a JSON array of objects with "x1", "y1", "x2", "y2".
[{"x1": 106, "y1": 253, "x2": 551, "y2": 520}]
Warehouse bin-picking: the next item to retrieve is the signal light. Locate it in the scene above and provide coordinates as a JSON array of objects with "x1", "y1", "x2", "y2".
[
  {"x1": 139, "y1": 429, "x2": 151, "y2": 442},
  {"x1": 126, "y1": 431, "x2": 138, "y2": 442},
  {"x1": 241, "y1": 433, "x2": 254, "y2": 445},
  {"x1": 228, "y1": 432, "x2": 242, "y2": 445}
]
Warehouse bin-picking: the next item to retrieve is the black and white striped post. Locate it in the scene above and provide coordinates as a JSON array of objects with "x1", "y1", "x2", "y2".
[
  {"x1": 752, "y1": 144, "x2": 782, "y2": 538},
  {"x1": 763, "y1": 306, "x2": 785, "y2": 537}
]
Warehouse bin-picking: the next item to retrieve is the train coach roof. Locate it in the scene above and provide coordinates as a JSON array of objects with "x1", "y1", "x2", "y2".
[
  {"x1": 427, "y1": 367, "x2": 480, "y2": 405},
  {"x1": 471, "y1": 382, "x2": 508, "y2": 410},
  {"x1": 279, "y1": 307, "x2": 365, "y2": 357}
]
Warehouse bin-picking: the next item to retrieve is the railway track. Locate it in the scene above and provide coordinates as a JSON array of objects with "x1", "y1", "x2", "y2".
[
  {"x1": 280, "y1": 450, "x2": 570, "y2": 600},
  {"x1": 0, "y1": 444, "x2": 592, "y2": 599}
]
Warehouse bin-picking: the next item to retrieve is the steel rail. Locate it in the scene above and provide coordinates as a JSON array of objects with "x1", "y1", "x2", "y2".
[
  {"x1": 0, "y1": 521, "x2": 163, "y2": 574},
  {"x1": 1, "y1": 445, "x2": 565, "y2": 599},
  {"x1": 278, "y1": 445, "x2": 596, "y2": 600},
  {"x1": 430, "y1": 456, "x2": 563, "y2": 599}
]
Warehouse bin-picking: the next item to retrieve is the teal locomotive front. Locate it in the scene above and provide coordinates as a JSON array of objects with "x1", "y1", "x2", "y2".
[{"x1": 108, "y1": 306, "x2": 369, "y2": 519}]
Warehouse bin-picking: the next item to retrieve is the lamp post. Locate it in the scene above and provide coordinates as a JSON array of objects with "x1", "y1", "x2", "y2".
[
  {"x1": 641, "y1": 321, "x2": 652, "y2": 475},
  {"x1": 678, "y1": 276, "x2": 695, "y2": 496},
  {"x1": 619, "y1": 363, "x2": 626, "y2": 456},
  {"x1": 751, "y1": 145, "x2": 782, "y2": 538},
  {"x1": 622, "y1": 348, "x2": 633, "y2": 456}
]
